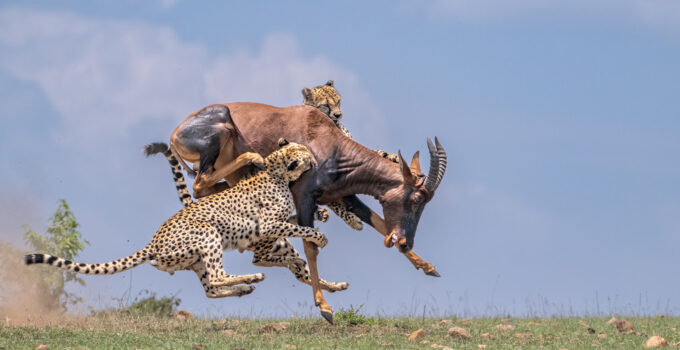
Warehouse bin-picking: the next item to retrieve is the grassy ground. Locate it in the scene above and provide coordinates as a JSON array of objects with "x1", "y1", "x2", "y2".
[{"x1": 1, "y1": 313, "x2": 678, "y2": 349}]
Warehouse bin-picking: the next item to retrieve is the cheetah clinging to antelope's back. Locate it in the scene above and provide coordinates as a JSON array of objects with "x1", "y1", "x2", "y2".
[
  {"x1": 25, "y1": 141, "x2": 347, "y2": 298},
  {"x1": 301, "y1": 80, "x2": 397, "y2": 162}
]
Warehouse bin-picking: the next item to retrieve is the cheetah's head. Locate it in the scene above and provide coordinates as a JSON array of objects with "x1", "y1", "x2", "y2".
[
  {"x1": 265, "y1": 138, "x2": 317, "y2": 182},
  {"x1": 301, "y1": 80, "x2": 342, "y2": 123}
]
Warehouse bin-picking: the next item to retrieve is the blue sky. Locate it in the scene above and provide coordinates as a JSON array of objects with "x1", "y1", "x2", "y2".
[{"x1": 0, "y1": 0, "x2": 678, "y2": 317}]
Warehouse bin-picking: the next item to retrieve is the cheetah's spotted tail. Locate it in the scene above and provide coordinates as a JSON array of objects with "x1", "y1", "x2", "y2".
[
  {"x1": 143, "y1": 142, "x2": 194, "y2": 207},
  {"x1": 24, "y1": 248, "x2": 152, "y2": 275}
]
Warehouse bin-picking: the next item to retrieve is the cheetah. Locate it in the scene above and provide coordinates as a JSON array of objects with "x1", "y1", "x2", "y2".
[
  {"x1": 143, "y1": 141, "x2": 348, "y2": 292},
  {"x1": 25, "y1": 141, "x2": 348, "y2": 298},
  {"x1": 302, "y1": 80, "x2": 398, "y2": 163}
]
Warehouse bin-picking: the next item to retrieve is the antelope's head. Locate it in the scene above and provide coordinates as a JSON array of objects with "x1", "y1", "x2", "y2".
[{"x1": 381, "y1": 137, "x2": 447, "y2": 253}]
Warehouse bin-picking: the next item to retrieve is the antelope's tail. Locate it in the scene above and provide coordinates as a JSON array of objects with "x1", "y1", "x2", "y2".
[
  {"x1": 143, "y1": 142, "x2": 194, "y2": 207},
  {"x1": 24, "y1": 248, "x2": 152, "y2": 275}
]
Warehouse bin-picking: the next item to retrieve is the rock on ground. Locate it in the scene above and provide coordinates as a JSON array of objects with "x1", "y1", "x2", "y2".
[
  {"x1": 260, "y1": 323, "x2": 287, "y2": 332},
  {"x1": 175, "y1": 310, "x2": 193, "y2": 321},
  {"x1": 644, "y1": 336, "x2": 667, "y2": 348},
  {"x1": 614, "y1": 319, "x2": 634, "y2": 333},
  {"x1": 408, "y1": 328, "x2": 425, "y2": 340},
  {"x1": 35, "y1": 346, "x2": 49, "y2": 350},
  {"x1": 448, "y1": 326, "x2": 471, "y2": 339},
  {"x1": 495, "y1": 324, "x2": 515, "y2": 331}
]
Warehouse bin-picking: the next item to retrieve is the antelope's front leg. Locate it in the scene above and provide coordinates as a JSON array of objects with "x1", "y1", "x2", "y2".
[
  {"x1": 342, "y1": 195, "x2": 440, "y2": 277},
  {"x1": 263, "y1": 220, "x2": 333, "y2": 321},
  {"x1": 296, "y1": 196, "x2": 334, "y2": 324}
]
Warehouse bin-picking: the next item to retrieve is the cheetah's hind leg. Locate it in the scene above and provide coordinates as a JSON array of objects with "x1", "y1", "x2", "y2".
[
  {"x1": 191, "y1": 262, "x2": 256, "y2": 298},
  {"x1": 196, "y1": 229, "x2": 265, "y2": 287}
]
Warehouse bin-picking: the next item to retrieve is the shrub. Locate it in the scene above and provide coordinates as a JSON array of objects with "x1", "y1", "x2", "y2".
[
  {"x1": 336, "y1": 304, "x2": 377, "y2": 326},
  {"x1": 22, "y1": 199, "x2": 89, "y2": 311}
]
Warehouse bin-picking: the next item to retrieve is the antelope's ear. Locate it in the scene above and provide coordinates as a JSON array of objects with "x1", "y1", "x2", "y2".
[
  {"x1": 301, "y1": 88, "x2": 312, "y2": 100},
  {"x1": 325, "y1": 80, "x2": 334, "y2": 87},
  {"x1": 278, "y1": 138, "x2": 289, "y2": 147},
  {"x1": 409, "y1": 151, "x2": 422, "y2": 175},
  {"x1": 398, "y1": 151, "x2": 415, "y2": 186}
]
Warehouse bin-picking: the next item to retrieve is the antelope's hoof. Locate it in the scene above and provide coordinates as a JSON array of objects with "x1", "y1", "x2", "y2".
[
  {"x1": 321, "y1": 310, "x2": 334, "y2": 325},
  {"x1": 425, "y1": 269, "x2": 441, "y2": 277},
  {"x1": 384, "y1": 233, "x2": 394, "y2": 248}
]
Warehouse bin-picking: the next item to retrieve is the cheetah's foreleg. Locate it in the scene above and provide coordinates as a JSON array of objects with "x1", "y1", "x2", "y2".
[
  {"x1": 251, "y1": 240, "x2": 348, "y2": 293},
  {"x1": 259, "y1": 221, "x2": 328, "y2": 248},
  {"x1": 326, "y1": 202, "x2": 363, "y2": 230}
]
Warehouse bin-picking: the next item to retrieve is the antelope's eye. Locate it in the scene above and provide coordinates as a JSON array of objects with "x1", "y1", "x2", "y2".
[{"x1": 412, "y1": 192, "x2": 423, "y2": 204}]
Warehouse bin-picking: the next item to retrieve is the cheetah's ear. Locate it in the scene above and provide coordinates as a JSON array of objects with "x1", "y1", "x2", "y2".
[
  {"x1": 301, "y1": 87, "x2": 312, "y2": 100},
  {"x1": 325, "y1": 80, "x2": 334, "y2": 87},
  {"x1": 278, "y1": 138, "x2": 289, "y2": 147},
  {"x1": 287, "y1": 160, "x2": 299, "y2": 171}
]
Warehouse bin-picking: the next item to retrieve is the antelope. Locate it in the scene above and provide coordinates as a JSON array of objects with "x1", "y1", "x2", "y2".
[{"x1": 153, "y1": 102, "x2": 447, "y2": 323}]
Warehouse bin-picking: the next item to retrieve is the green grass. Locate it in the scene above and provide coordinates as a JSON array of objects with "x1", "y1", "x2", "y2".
[{"x1": 1, "y1": 314, "x2": 678, "y2": 349}]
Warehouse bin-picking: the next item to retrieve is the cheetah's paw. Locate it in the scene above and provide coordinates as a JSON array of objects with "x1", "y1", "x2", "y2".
[
  {"x1": 314, "y1": 208, "x2": 330, "y2": 223},
  {"x1": 313, "y1": 233, "x2": 328, "y2": 248},
  {"x1": 234, "y1": 284, "x2": 256, "y2": 297}
]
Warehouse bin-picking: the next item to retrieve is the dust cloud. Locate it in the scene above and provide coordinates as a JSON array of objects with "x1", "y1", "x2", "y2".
[
  {"x1": 0, "y1": 244, "x2": 81, "y2": 326},
  {"x1": 0, "y1": 189, "x2": 83, "y2": 326}
]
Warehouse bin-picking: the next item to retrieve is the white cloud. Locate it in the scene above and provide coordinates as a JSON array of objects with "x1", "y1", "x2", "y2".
[
  {"x1": 0, "y1": 8, "x2": 384, "y2": 151},
  {"x1": 420, "y1": 0, "x2": 680, "y2": 34}
]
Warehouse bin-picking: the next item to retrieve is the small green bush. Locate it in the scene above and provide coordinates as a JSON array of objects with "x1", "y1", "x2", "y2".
[
  {"x1": 335, "y1": 305, "x2": 377, "y2": 326},
  {"x1": 96, "y1": 290, "x2": 181, "y2": 317}
]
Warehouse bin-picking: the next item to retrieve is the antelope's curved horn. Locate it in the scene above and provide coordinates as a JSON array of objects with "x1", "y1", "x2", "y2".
[{"x1": 424, "y1": 137, "x2": 447, "y2": 192}]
